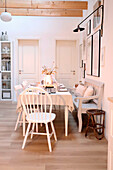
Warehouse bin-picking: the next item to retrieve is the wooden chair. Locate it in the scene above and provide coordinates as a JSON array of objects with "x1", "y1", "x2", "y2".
[
  {"x1": 14, "y1": 84, "x2": 23, "y2": 131},
  {"x1": 21, "y1": 87, "x2": 57, "y2": 152}
]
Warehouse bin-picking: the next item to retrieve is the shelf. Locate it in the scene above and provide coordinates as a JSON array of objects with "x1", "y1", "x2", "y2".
[
  {"x1": 1, "y1": 71, "x2": 11, "y2": 73},
  {"x1": 1, "y1": 99, "x2": 12, "y2": 101},
  {"x1": 0, "y1": 41, "x2": 12, "y2": 101},
  {"x1": 0, "y1": 41, "x2": 11, "y2": 43},
  {"x1": 2, "y1": 89, "x2": 11, "y2": 91},
  {"x1": 2, "y1": 79, "x2": 11, "y2": 81},
  {"x1": 1, "y1": 53, "x2": 10, "y2": 55},
  {"x1": 2, "y1": 60, "x2": 11, "y2": 62}
]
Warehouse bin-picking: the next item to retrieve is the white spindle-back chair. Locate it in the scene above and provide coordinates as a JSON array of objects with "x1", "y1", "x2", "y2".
[
  {"x1": 21, "y1": 80, "x2": 28, "y2": 90},
  {"x1": 21, "y1": 87, "x2": 57, "y2": 152},
  {"x1": 14, "y1": 84, "x2": 23, "y2": 131}
]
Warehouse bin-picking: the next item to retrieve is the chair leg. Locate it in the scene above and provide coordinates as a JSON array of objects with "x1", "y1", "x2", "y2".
[
  {"x1": 31, "y1": 123, "x2": 35, "y2": 139},
  {"x1": 78, "y1": 109, "x2": 82, "y2": 132},
  {"x1": 22, "y1": 122, "x2": 31, "y2": 149},
  {"x1": 53, "y1": 105, "x2": 56, "y2": 110},
  {"x1": 85, "y1": 115, "x2": 90, "y2": 137},
  {"x1": 36, "y1": 123, "x2": 38, "y2": 132},
  {"x1": 45, "y1": 123, "x2": 52, "y2": 152},
  {"x1": 14, "y1": 111, "x2": 21, "y2": 131},
  {"x1": 50, "y1": 121, "x2": 57, "y2": 141},
  {"x1": 19, "y1": 112, "x2": 23, "y2": 127}
]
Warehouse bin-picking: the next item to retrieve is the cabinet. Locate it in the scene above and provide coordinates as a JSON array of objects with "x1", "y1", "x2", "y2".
[{"x1": 0, "y1": 41, "x2": 12, "y2": 100}]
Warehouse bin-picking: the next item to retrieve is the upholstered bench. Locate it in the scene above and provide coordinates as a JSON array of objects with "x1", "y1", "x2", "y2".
[{"x1": 72, "y1": 78, "x2": 104, "y2": 132}]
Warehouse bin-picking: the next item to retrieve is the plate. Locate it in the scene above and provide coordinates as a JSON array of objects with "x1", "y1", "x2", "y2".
[{"x1": 58, "y1": 88, "x2": 68, "y2": 92}]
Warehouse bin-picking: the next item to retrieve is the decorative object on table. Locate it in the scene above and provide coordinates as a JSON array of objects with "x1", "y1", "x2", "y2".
[
  {"x1": 79, "y1": 44, "x2": 83, "y2": 68},
  {"x1": 42, "y1": 62, "x2": 57, "y2": 86},
  {"x1": 44, "y1": 75, "x2": 53, "y2": 86},
  {"x1": 1, "y1": 0, "x2": 12, "y2": 22},
  {"x1": 45, "y1": 86, "x2": 56, "y2": 94},
  {"x1": 101, "y1": 46, "x2": 105, "y2": 66},
  {"x1": 92, "y1": 30, "x2": 101, "y2": 77},
  {"x1": 86, "y1": 20, "x2": 91, "y2": 36},
  {"x1": 86, "y1": 35, "x2": 93, "y2": 75}
]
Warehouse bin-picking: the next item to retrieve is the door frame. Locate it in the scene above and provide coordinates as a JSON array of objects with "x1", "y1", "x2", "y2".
[
  {"x1": 14, "y1": 36, "x2": 40, "y2": 101},
  {"x1": 54, "y1": 38, "x2": 79, "y2": 83}
]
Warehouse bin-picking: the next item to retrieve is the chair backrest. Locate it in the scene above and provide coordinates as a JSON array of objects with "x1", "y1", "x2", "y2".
[
  {"x1": 14, "y1": 84, "x2": 23, "y2": 101},
  {"x1": 21, "y1": 80, "x2": 28, "y2": 90},
  {"x1": 21, "y1": 87, "x2": 52, "y2": 122}
]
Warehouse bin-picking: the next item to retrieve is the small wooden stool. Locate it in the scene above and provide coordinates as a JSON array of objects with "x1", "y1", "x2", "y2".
[{"x1": 85, "y1": 109, "x2": 105, "y2": 140}]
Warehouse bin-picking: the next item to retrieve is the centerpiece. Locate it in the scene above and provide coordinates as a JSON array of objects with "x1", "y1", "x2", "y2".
[{"x1": 42, "y1": 63, "x2": 57, "y2": 87}]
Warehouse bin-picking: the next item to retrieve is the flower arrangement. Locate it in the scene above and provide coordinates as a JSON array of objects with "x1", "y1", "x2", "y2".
[{"x1": 42, "y1": 62, "x2": 57, "y2": 75}]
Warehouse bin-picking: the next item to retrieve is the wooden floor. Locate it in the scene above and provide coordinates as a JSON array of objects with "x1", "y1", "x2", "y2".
[{"x1": 0, "y1": 103, "x2": 107, "y2": 170}]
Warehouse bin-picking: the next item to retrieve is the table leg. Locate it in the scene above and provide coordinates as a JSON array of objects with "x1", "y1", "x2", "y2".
[
  {"x1": 23, "y1": 111, "x2": 25, "y2": 136},
  {"x1": 65, "y1": 106, "x2": 68, "y2": 136}
]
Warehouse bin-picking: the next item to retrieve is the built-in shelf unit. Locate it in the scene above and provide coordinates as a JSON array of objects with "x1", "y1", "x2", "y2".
[{"x1": 0, "y1": 41, "x2": 12, "y2": 100}]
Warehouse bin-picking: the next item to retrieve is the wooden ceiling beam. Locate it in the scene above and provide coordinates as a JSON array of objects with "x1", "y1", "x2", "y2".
[
  {"x1": 0, "y1": 8, "x2": 83, "y2": 17},
  {"x1": 0, "y1": 0, "x2": 88, "y2": 10}
]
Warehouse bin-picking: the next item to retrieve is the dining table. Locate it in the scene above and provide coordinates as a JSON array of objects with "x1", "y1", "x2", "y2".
[{"x1": 16, "y1": 86, "x2": 74, "y2": 137}]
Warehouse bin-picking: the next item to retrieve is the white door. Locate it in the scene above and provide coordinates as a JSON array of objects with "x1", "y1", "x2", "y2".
[
  {"x1": 56, "y1": 40, "x2": 78, "y2": 88},
  {"x1": 18, "y1": 40, "x2": 39, "y2": 84}
]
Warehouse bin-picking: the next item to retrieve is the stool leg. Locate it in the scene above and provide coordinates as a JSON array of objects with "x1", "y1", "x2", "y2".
[
  {"x1": 85, "y1": 115, "x2": 90, "y2": 137},
  {"x1": 91, "y1": 115, "x2": 97, "y2": 137},
  {"x1": 91, "y1": 115, "x2": 102, "y2": 140}
]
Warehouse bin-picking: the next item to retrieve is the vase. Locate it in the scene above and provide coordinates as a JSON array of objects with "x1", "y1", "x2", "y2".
[{"x1": 44, "y1": 75, "x2": 53, "y2": 85}]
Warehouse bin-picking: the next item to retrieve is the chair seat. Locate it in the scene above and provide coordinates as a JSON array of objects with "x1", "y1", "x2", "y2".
[{"x1": 26, "y1": 112, "x2": 56, "y2": 123}]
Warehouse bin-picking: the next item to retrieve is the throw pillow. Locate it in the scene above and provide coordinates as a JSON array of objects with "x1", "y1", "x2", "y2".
[
  {"x1": 83, "y1": 86, "x2": 94, "y2": 103},
  {"x1": 75, "y1": 84, "x2": 87, "y2": 97}
]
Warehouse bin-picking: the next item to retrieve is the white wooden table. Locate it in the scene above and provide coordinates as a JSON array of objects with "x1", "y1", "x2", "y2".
[{"x1": 17, "y1": 91, "x2": 74, "y2": 137}]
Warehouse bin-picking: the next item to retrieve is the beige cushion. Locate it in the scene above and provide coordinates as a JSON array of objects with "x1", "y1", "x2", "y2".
[
  {"x1": 75, "y1": 84, "x2": 87, "y2": 97},
  {"x1": 83, "y1": 86, "x2": 94, "y2": 103}
]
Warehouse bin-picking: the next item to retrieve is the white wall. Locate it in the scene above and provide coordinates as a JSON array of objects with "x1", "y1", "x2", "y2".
[
  {"x1": 82, "y1": 0, "x2": 113, "y2": 139},
  {"x1": 0, "y1": 16, "x2": 81, "y2": 100}
]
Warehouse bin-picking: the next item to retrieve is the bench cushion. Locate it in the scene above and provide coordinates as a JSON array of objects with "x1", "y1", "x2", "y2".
[
  {"x1": 72, "y1": 95, "x2": 97, "y2": 109},
  {"x1": 73, "y1": 100, "x2": 97, "y2": 109}
]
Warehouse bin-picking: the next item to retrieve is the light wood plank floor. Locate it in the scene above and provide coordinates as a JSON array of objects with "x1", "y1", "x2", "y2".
[{"x1": 0, "y1": 103, "x2": 107, "y2": 170}]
